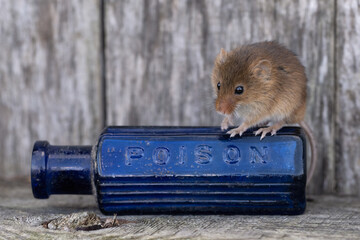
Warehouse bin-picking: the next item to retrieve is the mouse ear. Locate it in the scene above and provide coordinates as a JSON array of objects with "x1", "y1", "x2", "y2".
[
  {"x1": 252, "y1": 60, "x2": 272, "y2": 80},
  {"x1": 216, "y1": 48, "x2": 227, "y2": 64}
]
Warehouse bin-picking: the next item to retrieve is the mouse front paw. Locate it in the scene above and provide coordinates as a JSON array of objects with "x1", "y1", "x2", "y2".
[
  {"x1": 226, "y1": 124, "x2": 248, "y2": 138},
  {"x1": 221, "y1": 119, "x2": 229, "y2": 130},
  {"x1": 221, "y1": 116, "x2": 234, "y2": 131}
]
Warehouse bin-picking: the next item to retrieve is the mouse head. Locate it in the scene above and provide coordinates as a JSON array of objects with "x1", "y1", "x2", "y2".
[{"x1": 211, "y1": 48, "x2": 273, "y2": 115}]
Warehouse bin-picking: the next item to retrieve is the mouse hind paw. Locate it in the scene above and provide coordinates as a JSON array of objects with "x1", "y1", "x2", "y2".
[
  {"x1": 254, "y1": 122, "x2": 284, "y2": 140},
  {"x1": 254, "y1": 127, "x2": 276, "y2": 140}
]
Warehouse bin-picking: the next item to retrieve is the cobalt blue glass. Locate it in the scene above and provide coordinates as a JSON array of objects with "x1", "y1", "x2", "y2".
[{"x1": 31, "y1": 126, "x2": 306, "y2": 215}]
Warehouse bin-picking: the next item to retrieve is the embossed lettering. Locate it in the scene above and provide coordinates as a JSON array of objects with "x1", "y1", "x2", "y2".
[
  {"x1": 179, "y1": 146, "x2": 187, "y2": 165},
  {"x1": 125, "y1": 147, "x2": 144, "y2": 166},
  {"x1": 107, "y1": 147, "x2": 116, "y2": 153},
  {"x1": 223, "y1": 145, "x2": 241, "y2": 164},
  {"x1": 153, "y1": 147, "x2": 170, "y2": 165},
  {"x1": 195, "y1": 145, "x2": 212, "y2": 164},
  {"x1": 250, "y1": 146, "x2": 269, "y2": 164}
]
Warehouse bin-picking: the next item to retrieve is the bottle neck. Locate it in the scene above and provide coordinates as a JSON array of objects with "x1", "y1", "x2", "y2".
[{"x1": 31, "y1": 141, "x2": 93, "y2": 199}]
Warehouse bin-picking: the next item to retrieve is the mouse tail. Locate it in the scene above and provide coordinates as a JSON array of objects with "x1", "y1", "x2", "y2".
[{"x1": 299, "y1": 121, "x2": 317, "y2": 186}]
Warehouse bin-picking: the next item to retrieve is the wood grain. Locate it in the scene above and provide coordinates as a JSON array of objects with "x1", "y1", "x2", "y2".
[
  {"x1": 104, "y1": 0, "x2": 335, "y2": 194},
  {"x1": 0, "y1": 0, "x2": 102, "y2": 179},
  {"x1": 1, "y1": 181, "x2": 360, "y2": 239},
  {"x1": 335, "y1": 0, "x2": 360, "y2": 195},
  {"x1": 272, "y1": 1, "x2": 336, "y2": 195}
]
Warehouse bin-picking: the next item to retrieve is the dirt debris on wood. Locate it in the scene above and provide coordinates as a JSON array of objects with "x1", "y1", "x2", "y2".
[{"x1": 41, "y1": 212, "x2": 135, "y2": 231}]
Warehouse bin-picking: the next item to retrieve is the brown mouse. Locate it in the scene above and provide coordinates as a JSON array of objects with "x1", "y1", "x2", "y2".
[{"x1": 211, "y1": 41, "x2": 317, "y2": 185}]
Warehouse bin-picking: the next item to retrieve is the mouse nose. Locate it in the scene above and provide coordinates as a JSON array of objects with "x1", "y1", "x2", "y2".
[
  {"x1": 218, "y1": 102, "x2": 228, "y2": 114},
  {"x1": 216, "y1": 98, "x2": 234, "y2": 115}
]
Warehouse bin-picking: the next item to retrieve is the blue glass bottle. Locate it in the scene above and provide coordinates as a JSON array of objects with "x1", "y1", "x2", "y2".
[{"x1": 31, "y1": 126, "x2": 306, "y2": 215}]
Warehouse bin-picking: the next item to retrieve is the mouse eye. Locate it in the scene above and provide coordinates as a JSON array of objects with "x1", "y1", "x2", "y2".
[
  {"x1": 217, "y1": 82, "x2": 220, "y2": 90},
  {"x1": 235, "y1": 86, "x2": 244, "y2": 95}
]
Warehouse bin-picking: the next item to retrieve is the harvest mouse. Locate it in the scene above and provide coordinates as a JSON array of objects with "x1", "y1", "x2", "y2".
[{"x1": 211, "y1": 41, "x2": 317, "y2": 184}]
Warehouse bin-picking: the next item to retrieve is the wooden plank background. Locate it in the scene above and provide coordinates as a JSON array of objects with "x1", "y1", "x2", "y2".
[
  {"x1": 0, "y1": 0, "x2": 359, "y2": 196},
  {"x1": 0, "y1": 0, "x2": 102, "y2": 179},
  {"x1": 335, "y1": 0, "x2": 360, "y2": 196}
]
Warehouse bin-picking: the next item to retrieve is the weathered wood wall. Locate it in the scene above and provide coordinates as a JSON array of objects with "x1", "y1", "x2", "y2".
[
  {"x1": 0, "y1": 0, "x2": 102, "y2": 179},
  {"x1": 335, "y1": 0, "x2": 360, "y2": 196},
  {"x1": 0, "y1": 0, "x2": 359, "y2": 196}
]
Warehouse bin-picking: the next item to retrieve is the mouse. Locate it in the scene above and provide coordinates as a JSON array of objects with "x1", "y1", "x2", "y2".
[{"x1": 211, "y1": 41, "x2": 317, "y2": 185}]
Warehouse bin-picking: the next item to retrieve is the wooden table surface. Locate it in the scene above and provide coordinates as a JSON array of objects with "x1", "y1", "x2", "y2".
[{"x1": 1, "y1": 181, "x2": 359, "y2": 240}]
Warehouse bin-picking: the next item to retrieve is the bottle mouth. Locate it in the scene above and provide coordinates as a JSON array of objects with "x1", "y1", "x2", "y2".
[
  {"x1": 31, "y1": 141, "x2": 49, "y2": 198},
  {"x1": 31, "y1": 141, "x2": 93, "y2": 199}
]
